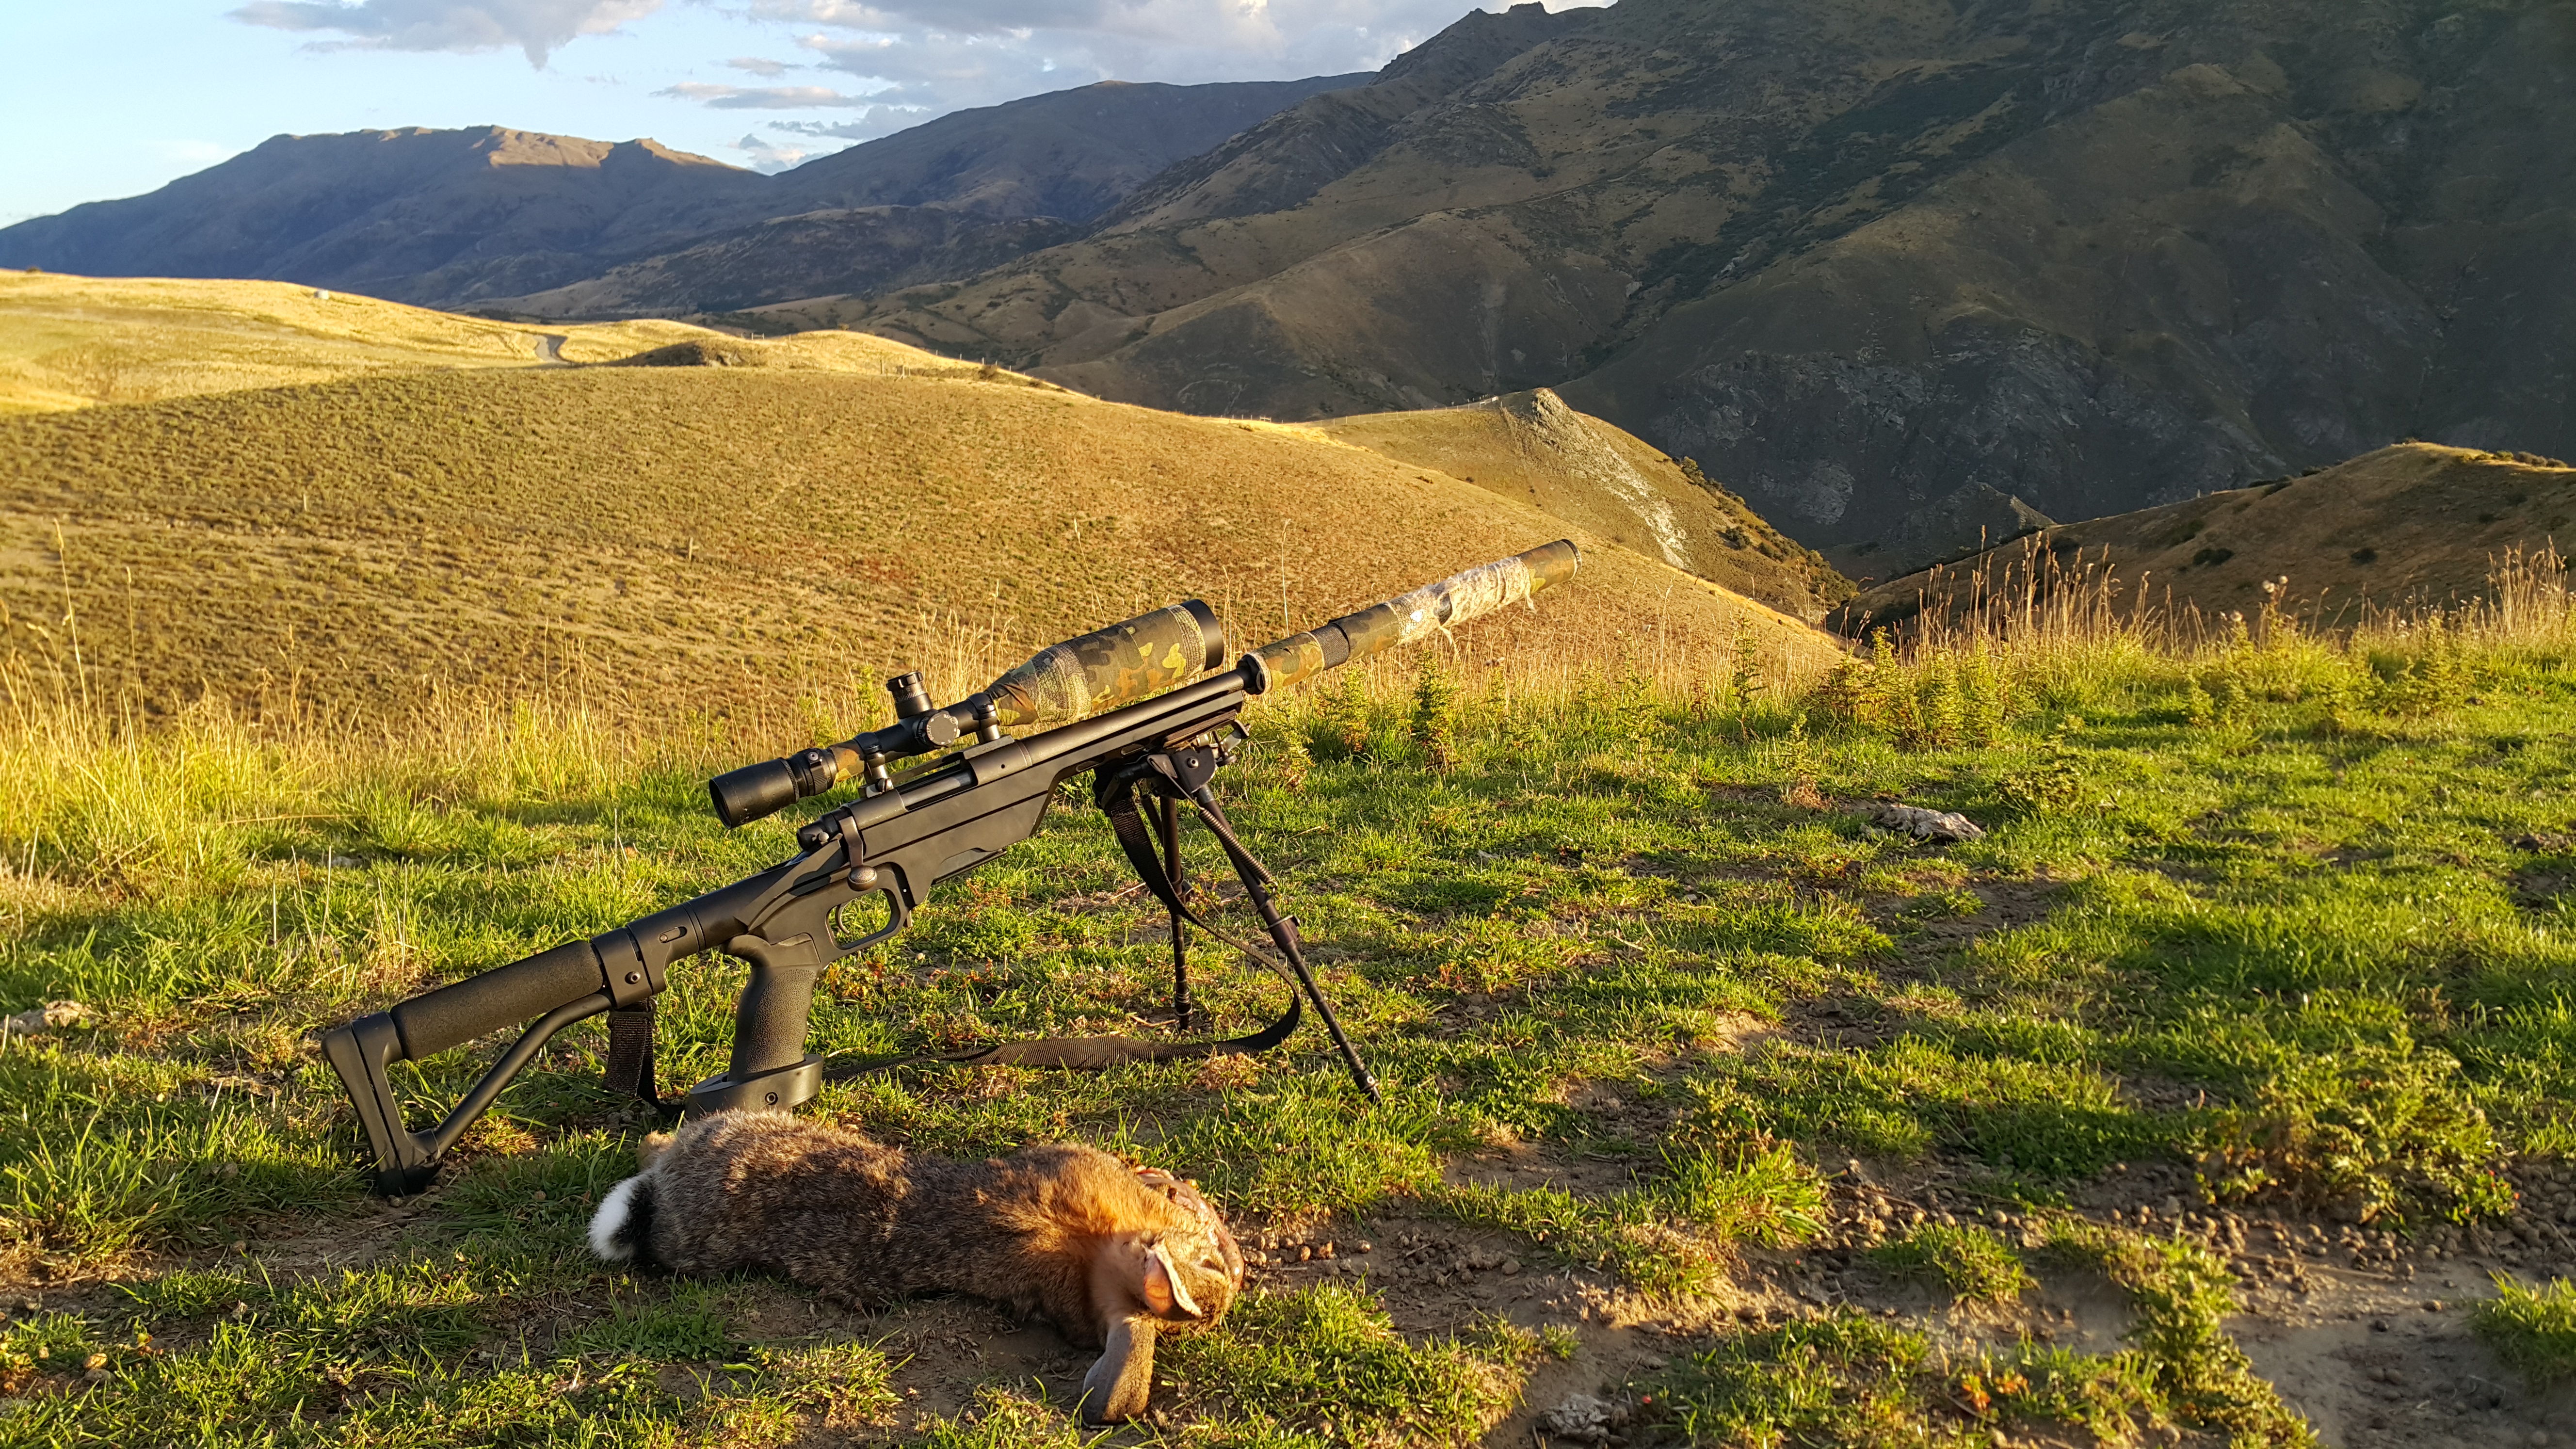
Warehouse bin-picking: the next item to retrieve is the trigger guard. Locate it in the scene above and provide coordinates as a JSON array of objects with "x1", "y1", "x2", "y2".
[{"x1": 828, "y1": 875, "x2": 910, "y2": 955}]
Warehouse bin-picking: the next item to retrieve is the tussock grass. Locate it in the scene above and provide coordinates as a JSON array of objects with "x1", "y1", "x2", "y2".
[{"x1": 1869, "y1": 1222, "x2": 2030, "y2": 1303}]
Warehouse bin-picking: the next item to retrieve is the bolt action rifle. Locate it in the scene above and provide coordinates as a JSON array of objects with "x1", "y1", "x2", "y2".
[{"x1": 322, "y1": 541, "x2": 1581, "y2": 1193}]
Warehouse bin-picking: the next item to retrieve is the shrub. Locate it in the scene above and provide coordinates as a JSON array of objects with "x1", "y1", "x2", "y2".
[{"x1": 1411, "y1": 654, "x2": 1461, "y2": 773}]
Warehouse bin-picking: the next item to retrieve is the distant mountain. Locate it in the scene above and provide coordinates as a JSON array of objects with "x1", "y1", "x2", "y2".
[
  {"x1": 0, "y1": 129, "x2": 767, "y2": 307},
  {"x1": 812, "y1": 0, "x2": 2574, "y2": 554},
  {"x1": 0, "y1": 75, "x2": 1362, "y2": 313},
  {"x1": 765, "y1": 77, "x2": 1370, "y2": 224}
]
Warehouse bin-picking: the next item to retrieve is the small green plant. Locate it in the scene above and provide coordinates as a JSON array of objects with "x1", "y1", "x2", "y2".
[
  {"x1": 2471, "y1": 1276, "x2": 2576, "y2": 1386},
  {"x1": 2042, "y1": 1222, "x2": 2318, "y2": 1443},
  {"x1": 1995, "y1": 743, "x2": 2088, "y2": 815},
  {"x1": 1871, "y1": 1222, "x2": 2032, "y2": 1302},
  {"x1": 2196, "y1": 1039, "x2": 2512, "y2": 1225},
  {"x1": 2181, "y1": 671, "x2": 2217, "y2": 727},
  {"x1": 1311, "y1": 671, "x2": 1375, "y2": 761},
  {"x1": 1412, "y1": 652, "x2": 1461, "y2": 773}
]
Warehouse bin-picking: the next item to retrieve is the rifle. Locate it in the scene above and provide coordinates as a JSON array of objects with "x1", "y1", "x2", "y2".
[{"x1": 322, "y1": 540, "x2": 1580, "y2": 1194}]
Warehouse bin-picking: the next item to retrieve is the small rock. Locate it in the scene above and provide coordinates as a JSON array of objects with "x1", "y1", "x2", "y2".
[
  {"x1": 1, "y1": 1000, "x2": 93, "y2": 1039},
  {"x1": 324, "y1": 854, "x2": 362, "y2": 869},
  {"x1": 1539, "y1": 1392, "x2": 1629, "y2": 1444},
  {"x1": 1857, "y1": 802, "x2": 1988, "y2": 842}
]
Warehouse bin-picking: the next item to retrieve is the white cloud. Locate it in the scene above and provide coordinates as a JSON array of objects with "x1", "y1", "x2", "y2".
[
  {"x1": 745, "y1": 0, "x2": 1607, "y2": 124},
  {"x1": 730, "y1": 131, "x2": 820, "y2": 170},
  {"x1": 726, "y1": 55, "x2": 796, "y2": 75},
  {"x1": 657, "y1": 80, "x2": 881, "y2": 106},
  {"x1": 228, "y1": 0, "x2": 664, "y2": 67},
  {"x1": 161, "y1": 140, "x2": 239, "y2": 165}
]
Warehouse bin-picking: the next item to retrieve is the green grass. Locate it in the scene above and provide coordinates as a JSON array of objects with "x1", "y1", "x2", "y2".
[
  {"x1": 2470, "y1": 1276, "x2": 2576, "y2": 1386},
  {"x1": 1869, "y1": 1223, "x2": 2031, "y2": 1303},
  {"x1": 7, "y1": 621, "x2": 2576, "y2": 1441}
]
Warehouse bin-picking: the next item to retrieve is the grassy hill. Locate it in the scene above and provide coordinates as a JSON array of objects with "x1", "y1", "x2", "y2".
[
  {"x1": 1837, "y1": 443, "x2": 2576, "y2": 636},
  {"x1": 0, "y1": 342, "x2": 1834, "y2": 726},
  {"x1": 0, "y1": 273, "x2": 743, "y2": 415},
  {"x1": 1311, "y1": 387, "x2": 1851, "y2": 621}
]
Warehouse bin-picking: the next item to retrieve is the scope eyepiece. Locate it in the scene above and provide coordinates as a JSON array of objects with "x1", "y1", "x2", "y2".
[
  {"x1": 708, "y1": 745, "x2": 843, "y2": 828},
  {"x1": 887, "y1": 672, "x2": 934, "y2": 720}
]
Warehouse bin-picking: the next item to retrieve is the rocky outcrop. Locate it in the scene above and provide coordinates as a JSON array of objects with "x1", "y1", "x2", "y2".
[{"x1": 1314, "y1": 387, "x2": 1851, "y2": 619}]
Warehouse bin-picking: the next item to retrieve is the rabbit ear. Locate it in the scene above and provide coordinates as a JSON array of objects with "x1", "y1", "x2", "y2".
[
  {"x1": 1142, "y1": 1243, "x2": 1202, "y2": 1318},
  {"x1": 1078, "y1": 1315, "x2": 1159, "y2": 1424}
]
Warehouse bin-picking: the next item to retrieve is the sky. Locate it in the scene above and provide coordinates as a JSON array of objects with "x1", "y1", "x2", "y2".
[{"x1": 2, "y1": 0, "x2": 1609, "y2": 225}]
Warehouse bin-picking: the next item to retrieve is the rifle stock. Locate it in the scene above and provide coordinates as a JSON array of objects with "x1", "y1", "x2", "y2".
[{"x1": 321, "y1": 541, "x2": 1578, "y2": 1193}]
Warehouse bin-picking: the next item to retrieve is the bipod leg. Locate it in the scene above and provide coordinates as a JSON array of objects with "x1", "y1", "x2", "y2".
[
  {"x1": 1154, "y1": 791, "x2": 1193, "y2": 1030},
  {"x1": 1186, "y1": 785, "x2": 1380, "y2": 1103}
]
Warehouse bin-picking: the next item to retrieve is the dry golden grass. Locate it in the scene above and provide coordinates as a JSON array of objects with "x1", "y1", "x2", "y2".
[
  {"x1": 0, "y1": 361, "x2": 1836, "y2": 730},
  {"x1": 0, "y1": 273, "x2": 973, "y2": 414},
  {"x1": 1841, "y1": 443, "x2": 2576, "y2": 637},
  {"x1": 1307, "y1": 387, "x2": 1848, "y2": 621}
]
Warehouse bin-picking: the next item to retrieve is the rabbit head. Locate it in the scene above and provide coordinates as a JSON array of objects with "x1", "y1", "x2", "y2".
[{"x1": 1077, "y1": 1171, "x2": 1246, "y2": 1424}]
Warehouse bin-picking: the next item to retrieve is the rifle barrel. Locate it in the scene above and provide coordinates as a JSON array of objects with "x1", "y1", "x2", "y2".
[{"x1": 1238, "y1": 539, "x2": 1578, "y2": 694}]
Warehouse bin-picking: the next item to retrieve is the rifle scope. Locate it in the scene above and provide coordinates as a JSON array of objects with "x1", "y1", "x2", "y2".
[
  {"x1": 708, "y1": 539, "x2": 1580, "y2": 829},
  {"x1": 710, "y1": 599, "x2": 1227, "y2": 828}
]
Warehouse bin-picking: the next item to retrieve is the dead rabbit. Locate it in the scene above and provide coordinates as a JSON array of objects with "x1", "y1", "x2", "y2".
[{"x1": 588, "y1": 1110, "x2": 1245, "y2": 1423}]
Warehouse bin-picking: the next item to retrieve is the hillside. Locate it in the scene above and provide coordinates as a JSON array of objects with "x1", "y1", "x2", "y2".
[
  {"x1": 802, "y1": 0, "x2": 2572, "y2": 557},
  {"x1": 0, "y1": 273, "x2": 727, "y2": 415},
  {"x1": 0, "y1": 78, "x2": 1361, "y2": 317},
  {"x1": 1834, "y1": 442, "x2": 2576, "y2": 634},
  {"x1": 759, "y1": 77, "x2": 1371, "y2": 225},
  {"x1": 0, "y1": 361, "x2": 1834, "y2": 723},
  {"x1": 1311, "y1": 387, "x2": 1849, "y2": 620}
]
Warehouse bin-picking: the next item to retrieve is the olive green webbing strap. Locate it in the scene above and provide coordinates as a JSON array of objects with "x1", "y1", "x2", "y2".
[{"x1": 818, "y1": 774, "x2": 1304, "y2": 1082}]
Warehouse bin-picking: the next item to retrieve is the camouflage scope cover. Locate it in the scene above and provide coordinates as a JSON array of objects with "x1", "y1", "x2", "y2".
[
  {"x1": 981, "y1": 599, "x2": 1227, "y2": 729},
  {"x1": 1240, "y1": 539, "x2": 1579, "y2": 694}
]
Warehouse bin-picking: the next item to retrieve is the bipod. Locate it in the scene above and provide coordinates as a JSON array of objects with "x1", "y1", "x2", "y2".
[{"x1": 1097, "y1": 744, "x2": 1380, "y2": 1102}]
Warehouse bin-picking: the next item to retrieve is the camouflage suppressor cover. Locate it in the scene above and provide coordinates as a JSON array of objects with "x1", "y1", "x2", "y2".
[
  {"x1": 980, "y1": 599, "x2": 1226, "y2": 728},
  {"x1": 1239, "y1": 539, "x2": 1579, "y2": 693}
]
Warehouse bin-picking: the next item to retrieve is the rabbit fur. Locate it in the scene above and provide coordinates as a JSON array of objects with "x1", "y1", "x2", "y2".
[{"x1": 587, "y1": 1110, "x2": 1244, "y2": 1423}]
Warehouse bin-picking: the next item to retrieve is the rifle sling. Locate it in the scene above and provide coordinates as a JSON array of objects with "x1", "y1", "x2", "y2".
[
  {"x1": 825, "y1": 760, "x2": 1304, "y2": 1083},
  {"x1": 602, "y1": 1001, "x2": 661, "y2": 1105}
]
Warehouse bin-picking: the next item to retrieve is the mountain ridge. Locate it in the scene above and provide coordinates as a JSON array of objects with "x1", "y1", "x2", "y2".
[
  {"x1": 799, "y1": 0, "x2": 2573, "y2": 553},
  {"x1": 0, "y1": 75, "x2": 1364, "y2": 314}
]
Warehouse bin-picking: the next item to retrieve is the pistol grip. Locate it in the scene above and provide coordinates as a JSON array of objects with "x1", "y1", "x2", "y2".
[{"x1": 683, "y1": 931, "x2": 830, "y2": 1119}]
